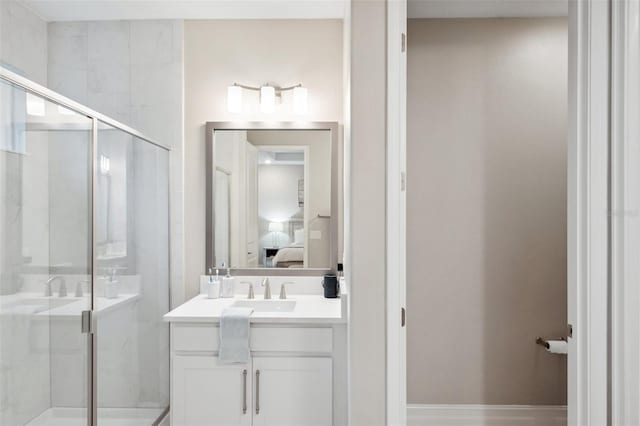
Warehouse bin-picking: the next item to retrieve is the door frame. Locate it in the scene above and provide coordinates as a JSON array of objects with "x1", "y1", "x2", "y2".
[
  {"x1": 568, "y1": 1, "x2": 610, "y2": 425},
  {"x1": 610, "y1": 1, "x2": 640, "y2": 425},
  {"x1": 386, "y1": 2, "x2": 611, "y2": 425},
  {"x1": 386, "y1": 0, "x2": 407, "y2": 425}
]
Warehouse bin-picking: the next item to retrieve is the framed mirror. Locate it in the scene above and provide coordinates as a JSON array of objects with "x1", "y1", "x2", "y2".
[{"x1": 205, "y1": 122, "x2": 340, "y2": 275}]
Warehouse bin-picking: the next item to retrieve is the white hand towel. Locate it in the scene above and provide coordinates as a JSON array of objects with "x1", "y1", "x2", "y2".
[{"x1": 219, "y1": 307, "x2": 253, "y2": 363}]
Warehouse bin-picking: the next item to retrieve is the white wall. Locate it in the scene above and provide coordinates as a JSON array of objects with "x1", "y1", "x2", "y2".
[
  {"x1": 184, "y1": 19, "x2": 343, "y2": 298},
  {"x1": 257, "y1": 164, "x2": 304, "y2": 257},
  {"x1": 257, "y1": 164, "x2": 303, "y2": 224}
]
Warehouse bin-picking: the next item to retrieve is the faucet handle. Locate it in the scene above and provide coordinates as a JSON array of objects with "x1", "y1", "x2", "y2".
[
  {"x1": 279, "y1": 282, "x2": 294, "y2": 300},
  {"x1": 240, "y1": 281, "x2": 254, "y2": 299}
]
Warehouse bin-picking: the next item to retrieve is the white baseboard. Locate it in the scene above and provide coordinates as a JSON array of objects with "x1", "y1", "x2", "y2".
[{"x1": 408, "y1": 404, "x2": 567, "y2": 426}]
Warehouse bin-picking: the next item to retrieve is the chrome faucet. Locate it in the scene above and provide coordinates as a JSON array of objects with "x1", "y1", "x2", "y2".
[
  {"x1": 261, "y1": 277, "x2": 271, "y2": 300},
  {"x1": 45, "y1": 276, "x2": 67, "y2": 297},
  {"x1": 241, "y1": 281, "x2": 255, "y2": 299},
  {"x1": 279, "y1": 282, "x2": 294, "y2": 300}
]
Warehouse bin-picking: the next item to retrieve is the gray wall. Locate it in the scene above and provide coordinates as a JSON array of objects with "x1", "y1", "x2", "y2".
[
  {"x1": 407, "y1": 18, "x2": 568, "y2": 405},
  {"x1": 349, "y1": 1, "x2": 387, "y2": 424}
]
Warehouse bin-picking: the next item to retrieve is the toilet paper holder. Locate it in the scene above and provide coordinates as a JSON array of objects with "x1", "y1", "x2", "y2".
[{"x1": 536, "y1": 337, "x2": 566, "y2": 349}]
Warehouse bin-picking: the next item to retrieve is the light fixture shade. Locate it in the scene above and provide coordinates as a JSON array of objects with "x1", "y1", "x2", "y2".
[
  {"x1": 260, "y1": 86, "x2": 275, "y2": 113},
  {"x1": 26, "y1": 93, "x2": 45, "y2": 116},
  {"x1": 227, "y1": 85, "x2": 242, "y2": 113},
  {"x1": 99, "y1": 154, "x2": 111, "y2": 175},
  {"x1": 268, "y1": 222, "x2": 283, "y2": 232},
  {"x1": 293, "y1": 86, "x2": 308, "y2": 115}
]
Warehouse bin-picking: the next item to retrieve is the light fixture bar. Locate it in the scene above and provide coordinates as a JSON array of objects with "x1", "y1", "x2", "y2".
[
  {"x1": 227, "y1": 83, "x2": 308, "y2": 114},
  {"x1": 231, "y1": 82, "x2": 302, "y2": 94}
]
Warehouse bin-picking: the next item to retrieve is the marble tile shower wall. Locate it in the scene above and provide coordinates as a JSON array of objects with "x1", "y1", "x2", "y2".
[
  {"x1": 47, "y1": 21, "x2": 180, "y2": 410},
  {"x1": 47, "y1": 21, "x2": 184, "y2": 306}
]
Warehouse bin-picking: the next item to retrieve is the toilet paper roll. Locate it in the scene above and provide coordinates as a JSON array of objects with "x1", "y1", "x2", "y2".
[{"x1": 546, "y1": 340, "x2": 568, "y2": 355}]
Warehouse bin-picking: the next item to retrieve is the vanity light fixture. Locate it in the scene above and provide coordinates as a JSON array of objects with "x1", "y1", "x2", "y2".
[
  {"x1": 260, "y1": 86, "x2": 276, "y2": 113},
  {"x1": 226, "y1": 83, "x2": 308, "y2": 115},
  {"x1": 227, "y1": 85, "x2": 243, "y2": 113}
]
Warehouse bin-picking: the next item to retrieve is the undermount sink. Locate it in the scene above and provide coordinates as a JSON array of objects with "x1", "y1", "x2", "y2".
[{"x1": 231, "y1": 299, "x2": 296, "y2": 313}]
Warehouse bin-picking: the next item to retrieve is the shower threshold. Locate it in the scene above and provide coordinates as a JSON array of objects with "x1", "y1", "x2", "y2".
[{"x1": 26, "y1": 407, "x2": 166, "y2": 426}]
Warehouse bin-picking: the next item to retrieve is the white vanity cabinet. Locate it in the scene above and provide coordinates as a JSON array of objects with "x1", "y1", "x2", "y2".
[
  {"x1": 170, "y1": 323, "x2": 340, "y2": 426},
  {"x1": 172, "y1": 355, "x2": 252, "y2": 426},
  {"x1": 252, "y1": 357, "x2": 332, "y2": 426}
]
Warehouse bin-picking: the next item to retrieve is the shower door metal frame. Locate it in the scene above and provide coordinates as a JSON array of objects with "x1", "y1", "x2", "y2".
[{"x1": 0, "y1": 65, "x2": 172, "y2": 426}]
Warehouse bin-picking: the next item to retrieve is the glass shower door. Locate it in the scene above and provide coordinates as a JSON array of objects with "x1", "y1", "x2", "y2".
[
  {"x1": 0, "y1": 78, "x2": 93, "y2": 425},
  {"x1": 94, "y1": 122, "x2": 169, "y2": 425}
]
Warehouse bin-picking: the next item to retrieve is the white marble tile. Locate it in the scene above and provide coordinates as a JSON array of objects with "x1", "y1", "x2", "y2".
[
  {"x1": 130, "y1": 21, "x2": 176, "y2": 66},
  {"x1": 48, "y1": 66, "x2": 89, "y2": 105},
  {"x1": 129, "y1": 61, "x2": 181, "y2": 142},
  {"x1": 0, "y1": 1, "x2": 47, "y2": 84},
  {"x1": 47, "y1": 23, "x2": 89, "y2": 104},
  {"x1": 86, "y1": 22, "x2": 131, "y2": 122},
  {"x1": 48, "y1": 23, "x2": 88, "y2": 69}
]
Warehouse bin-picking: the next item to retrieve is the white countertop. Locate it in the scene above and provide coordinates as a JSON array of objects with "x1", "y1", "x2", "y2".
[{"x1": 164, "y1": 294, "x2": 345, "y2": 324}]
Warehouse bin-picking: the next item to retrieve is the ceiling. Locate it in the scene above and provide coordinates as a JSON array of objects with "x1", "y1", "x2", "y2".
[
  {"x1": 409, "y1": 0, "x2": 568, "y2": 18},
  {"x1": 21, "y1": 0, "x2": 348, "y2": 21},
  {"x1": 22, "y1": 0, "x2": 567, "y2": 22}
]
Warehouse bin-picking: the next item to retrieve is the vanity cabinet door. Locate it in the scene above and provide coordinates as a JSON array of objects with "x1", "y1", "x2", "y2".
[
  {"x1": 172, "y1": 355, "x2": 251, "y2": 426},
  {"x1": 252, "y1": 357, "x2": 332, "y2": 426}
]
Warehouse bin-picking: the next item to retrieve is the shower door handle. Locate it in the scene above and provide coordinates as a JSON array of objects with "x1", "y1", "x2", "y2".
[{"x1": 81, "y1": 310, "x2": 93, "y2": 334}]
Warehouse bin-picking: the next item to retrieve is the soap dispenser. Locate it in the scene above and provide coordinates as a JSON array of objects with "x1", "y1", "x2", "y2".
[
  {"x1": 220, "y1": 263, "x2": 235, "y2": 298},
  {"x1": 207, "y1": 267, "x2": 220, "y2": 299},
  {"x1": 105, "y1": 268, "x2": 119, "y2": 299}
]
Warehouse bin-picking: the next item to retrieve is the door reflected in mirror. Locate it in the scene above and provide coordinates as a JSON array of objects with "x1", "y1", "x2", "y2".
[{"x1": 210, "y1": 129, "x2": 333, "y2": 270}]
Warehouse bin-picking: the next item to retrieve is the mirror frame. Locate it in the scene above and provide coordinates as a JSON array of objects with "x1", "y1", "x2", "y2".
[{"x1": 205, "y1": 121, "x2": 340, "y2": 276}]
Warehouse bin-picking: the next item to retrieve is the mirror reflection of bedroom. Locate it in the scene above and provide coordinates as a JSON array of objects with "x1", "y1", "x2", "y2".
[{"x1": 213, "y1": 129, "x2": 331, "y2": 269}]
